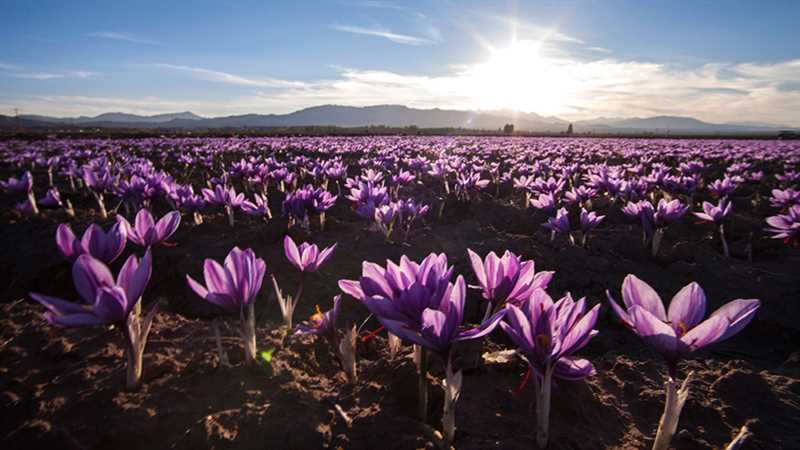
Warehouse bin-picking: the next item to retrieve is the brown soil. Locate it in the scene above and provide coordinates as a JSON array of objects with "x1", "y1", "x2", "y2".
[{"x1": 1, "y1": 177, "x2": 799, "y2": 449}]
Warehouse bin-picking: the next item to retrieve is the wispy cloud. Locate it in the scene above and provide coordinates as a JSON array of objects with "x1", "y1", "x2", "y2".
[
  {"x1": 355, "y1": 1, "x2": 427, "y2": 19},
  {"x1": 0, "y1": 62, "x2": 23, "y2": 71},
  {"x1": 9, "y1": 70, "x2": 97, "y2": 80},
  {"x1": 155, "y1": 63, "x2": 306, "y2": 88},
  {"x1": 330, "y1": 24, "x2": 437, "y2": 46},
  {"x1": 586, "y1": 46, "x2": 612, "y2": 54},
  {"x1": 87, "y1": 31, "x2": 162, "y2": 46},
  {"x1": 13, "y1": 73, "x2": 64, "y2": 80}
]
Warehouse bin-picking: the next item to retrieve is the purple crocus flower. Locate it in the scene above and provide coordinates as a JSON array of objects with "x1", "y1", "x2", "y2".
[
  {"x1": 339, "y1": 252, "x2": 509, "y2": 444},
  {"x1": 186, "y1": 246, "x2": 266, "y2": 314},
  {"x1": 579, "y1": 208, "x2": 605, "y2": 233},
  {"x1": 693, "y1": 199, "x2": 733, "y2": 257},
  {"x1": 467, "y1": 249, "x2": 554, "y2": 313},
  {"x1": 0, "y1": 171, "x2": 33, "y2": 194},
  {"x1": 606, "y1": 274, "x2": 760, "y2": 374},
  {"x1": 295, "y1": 295, "x2": 341, "y2": 341},
  {"x1": 770, "y1": 188, "x2": 800, "y2": 210},
  {"x1": 693, "y1": 199, "x2": 731, "y2": 224},
  {"x1": 30, "y1": 249, "x2": 151, "y2": 327},
  {"x1": 501, "y1": 289, "x2": 600, "y2": 380},
  {"x1": 708, "y1": 176, "x2": 739, "y2": 198},
  {"x1": 530, "y1": 193, "x2": 557, "y2": 212},
  {"x1": 283, "y1": 236, "x2": 337, "y2": 273},
  {"x1": 564, "y1": 186, "x2": 596, "y2": 206},
  {"x1": 30, "y1": 249, "x2": 156, "y2": 389},
  {"x1": 56, "y1": 221, "x2": 128, "y2": 263},
  {"x1": 500, "y1": 289, "x2": 600, "y2": 448},
  {"x1": 654, "y1": 198, "x2": 689, "y2": 226},
  {"x1": 543, "y1": 207, "x2": 571, "y2": 240},
  {"x1": 766, "y1": 204, "x2": 800, "y2": 242},
  {"x1": 338, "y1": 253, "x2": 506, "y2": 355},
  {"x1": 186, "y1": 247, "x2": 266, "y2": 364},
  {"x1": 120, "y1": 209, "x2": 181, "y2": 247},
  {"x1": 39, "y1": 187, "x2": 63, "y2": 208},
  {"x1": 241, "y1": 193, "x2": 272, "y2": 218}
]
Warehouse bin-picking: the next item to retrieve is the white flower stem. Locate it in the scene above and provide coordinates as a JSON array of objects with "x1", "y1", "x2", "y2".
[
  {"x1": 238, "y1": 301, "x2": 257, "y2": 365},
  {"x1": 418, "y1": 346, "x2": 429, "y2": 423},
  {"x1": 338, "y1": 324, "x2": 358, "y2": 384},
  {"x1": 212, "y1": 318, "x2": 231, "y2": 368},
  {"x1": 652, "y1": 371, "x2": 693, "y2": 450},
  {"x1": 723, "y1": 425, "x2": 752, "y2": 450},
  {"x1": 123, "y1": 300, "x2": 158, "y2": 390},
  {"x1": 442, "y1": 353, "x2": 463, "y2": 448},
  {"x1": 533, "y1": 364, "x2": 554, "y2": 448},
  {"x1": 652, "y1": 228, "x2": 664, "y2": 257}
]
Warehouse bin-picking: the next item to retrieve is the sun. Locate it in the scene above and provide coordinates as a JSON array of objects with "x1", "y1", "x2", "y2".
[{"x1": 466, "y1": 39, "x2": 575, "y2": 116}]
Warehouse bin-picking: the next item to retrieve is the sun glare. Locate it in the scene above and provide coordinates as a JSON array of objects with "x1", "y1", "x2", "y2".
[{"x1": 466, "y1": 39, "x2": 575, "y2": 116}]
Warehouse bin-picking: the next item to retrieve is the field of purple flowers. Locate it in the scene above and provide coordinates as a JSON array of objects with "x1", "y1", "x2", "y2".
[{"x1": 1, "y1": 136, "x2": 799, "y2": 449}]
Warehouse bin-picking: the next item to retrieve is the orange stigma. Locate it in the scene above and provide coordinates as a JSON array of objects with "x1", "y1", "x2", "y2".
[{"x1": 310, "y1": 304, "x2": 324, "y2": 326}]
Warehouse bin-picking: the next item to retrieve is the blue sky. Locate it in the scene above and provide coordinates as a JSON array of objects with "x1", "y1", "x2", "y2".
[{"x1": 1, "y1": 0, "x2": 799, "y2": 125}]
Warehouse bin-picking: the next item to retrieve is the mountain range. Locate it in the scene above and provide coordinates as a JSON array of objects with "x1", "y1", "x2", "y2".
[{"x1": 3, "y1": 104, "x2": 796, "y2": 134}]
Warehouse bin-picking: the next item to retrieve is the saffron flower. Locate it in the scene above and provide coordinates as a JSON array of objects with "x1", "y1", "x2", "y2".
[
  {"x1": 579, "y1": 208, "x2": 605, "y2": 247},
  {"x1": 283, "y1": 235, "x2": 337, "y2": 273},
  {"x1": 693, "y1": 199, "x2": 732, "y2": 257},
  {"x1": 120, "y1": 209, "x2": 181, "y2": 248},
  {"x1": 766, "y1": 205, "x2": 800, "y2": 242},
  {"x1": 500, "y1": 289, "x2": 600, "y2": 448},
  {"x1": 693, "y1": 199, "x2": 731, "y2": 224},
  {"x1": 0, "y1": 171, "x2": 33, "y2": 194},
  {"x1": 606, "y1": 274, "x2": 760, "y2": 450},
  {"x1": 606, "y1": 274, "x2": 760, "y2": 374},
  {"x1": 466, "y1": 249, "x2": 554, "y2": 315},
  {"x1": 30, "y1": 250, "x2": 156, "y2": 389},
  {"x1": 543, "y1": 207, "x2": 572, "y2": 243},
  {"x1": 56, "y1": 221, "x2": 128, "y2": 263},
  {"x1": 339, "y1": 253, "x2": 506, "y2": 447},
  {"x1": 186, "y1": 247, "x2": 266, "y2": 364},
  {"x1": 296, "y1": 295, "x2": 341, "y2": 340}
]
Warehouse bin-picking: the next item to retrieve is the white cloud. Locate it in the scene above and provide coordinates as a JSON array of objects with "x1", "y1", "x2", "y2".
[
  {"x1": 155, "y1": 63, "x2": 307, "y2": 88},
  {"x1": 87, "y1": 31, "x2": 162, "y2": 46},
  {"x1": 8, "y1": 70, "x2": 97, "y2": 80},
  {"x1": 356, "y1": 1, "x2": 427, "y2": 19},
  {"x1": 13, "y1": 73, "x2": 64, "y2": 80},
  {"x1": 330, "y1": 24, "x2": 437, "y2": 46},
  {"x1": 0, "y1": 62, "x2": 23, "y2": 71},
  {"x1": 586, "y1": 46, "x2": 612, "y2": 54}
]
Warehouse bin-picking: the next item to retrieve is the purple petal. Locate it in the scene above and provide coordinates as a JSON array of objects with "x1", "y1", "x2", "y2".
[
  {"x1": 622, "y1": 275, "x2": 667, "y2": 321},
  {"x1": 667, "y1": 282, "x2": 706, "y2": 331},
  {"x1": 553, "y1": 356, "x2": 596, "y2": 381},
  {"x1": 455, "y1": 308, "x2": 506, "y2": 342},
  {"x1": 606, "y1": 290, "x2": 633, "y2": 327},
  {"x1": 72, "y1": 254, "x2": 114, "y2": 304},
  {"x1": 56, "y1": 224, "x2": 80, "y2": 261},
  {"x1": 92, "y1": 286, "x2": 128, "y2": 323},
  {"x1": 680, "y1": 314, "x2": 728, "y2": 351},
  {"x1": 709, "y1": 298, "x2": 761, "y2": 342},
  {"x1": 30, "y1": 293, "x2": 88, "y2": 315},
  {"x1": 284, "y1": 236, "x2": 302, "y2": 270},
  {"x1": 629, "y1": 305, "x2": 680, "y2": 360},
  {"x1": 155, "y1": 211, "x2": 181, "y2": 243},
  {"x1": 338, "y1": 279, "x2": 365, "y2": 300},
  {"x1": 558, "y1": 304, "x2": 600, "y2": 357}
]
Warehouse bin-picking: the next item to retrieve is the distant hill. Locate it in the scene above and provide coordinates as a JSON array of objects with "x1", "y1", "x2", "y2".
[
  {"x1": 3, "y1": 105, "x2": 795, "y2": 135},
  {"x1": 20, "y1": 111, "x2": 203, "y2": 124},
  {"x1": 573, "y1": 115, "x2": 790, "y2": 134}
]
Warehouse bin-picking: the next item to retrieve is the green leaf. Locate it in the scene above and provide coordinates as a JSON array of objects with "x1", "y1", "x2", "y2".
[{"x1": 260, "y1": 347, "x2": 276, "y2": 365}]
